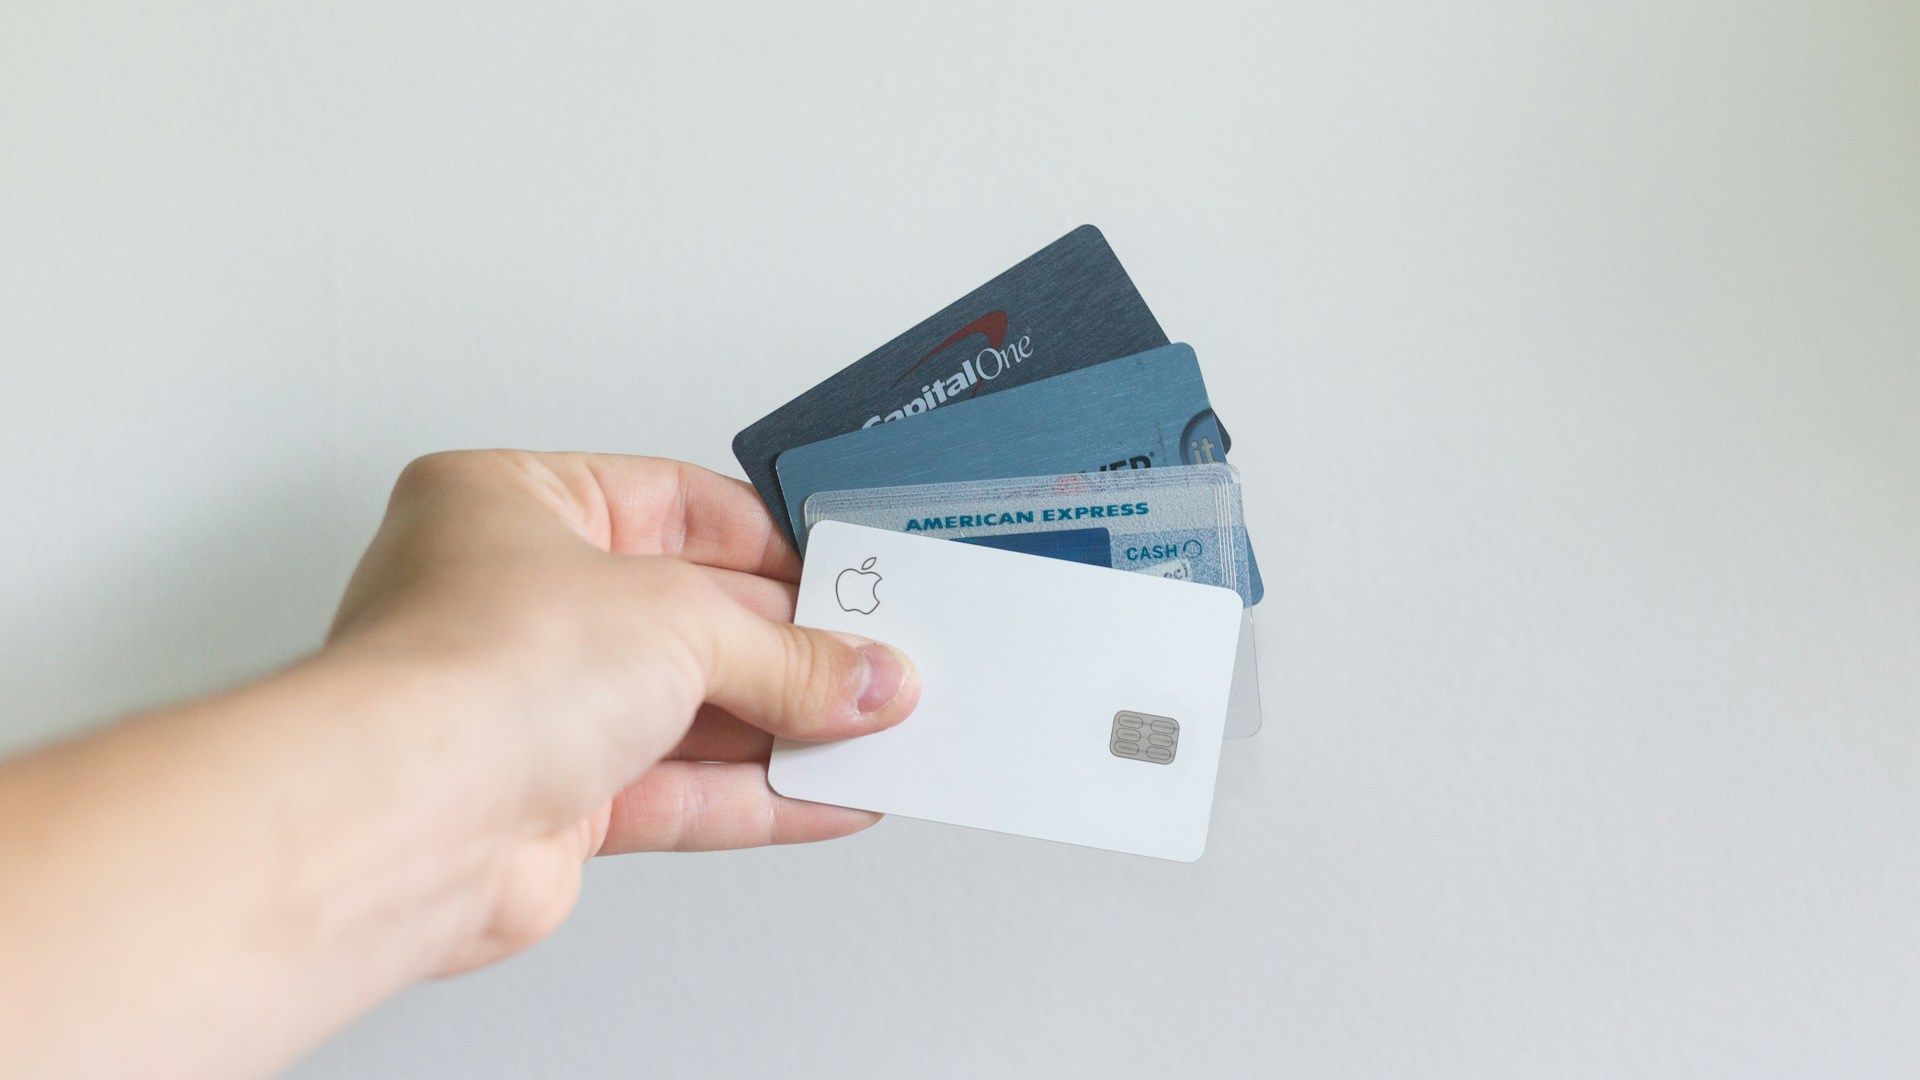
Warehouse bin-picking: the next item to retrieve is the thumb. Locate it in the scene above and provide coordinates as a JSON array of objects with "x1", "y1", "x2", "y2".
[{"x1": 691, "y1": 599, "x2": 920, "y2": 742}]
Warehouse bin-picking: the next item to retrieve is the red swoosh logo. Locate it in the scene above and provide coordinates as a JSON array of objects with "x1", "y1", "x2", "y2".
[{"x1": 896, "y1": 311, "x2": 1009, "y2": 383}]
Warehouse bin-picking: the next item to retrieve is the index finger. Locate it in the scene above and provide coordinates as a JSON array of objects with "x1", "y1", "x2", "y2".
[{"x1": 567, "y1": 454, "x2": 802, "y2": 581}]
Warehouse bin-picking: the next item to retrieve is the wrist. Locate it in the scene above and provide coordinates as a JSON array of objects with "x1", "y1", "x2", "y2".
[{"x1": 265, "y1": 641, "x2": 535, "y2": 975}]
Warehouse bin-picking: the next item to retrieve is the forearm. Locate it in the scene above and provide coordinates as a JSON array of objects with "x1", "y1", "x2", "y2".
[{"x1": 0, "y1": 644, "x2": 514, "y2": 1078}]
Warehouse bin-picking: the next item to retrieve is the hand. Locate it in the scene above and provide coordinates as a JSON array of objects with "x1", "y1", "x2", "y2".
[
  {"x1": 326, "y1": 450, "x2": 921, "y2": 973},
  {"x1": 0, "y1": 451, "x2": 919, "y2": 1078}
]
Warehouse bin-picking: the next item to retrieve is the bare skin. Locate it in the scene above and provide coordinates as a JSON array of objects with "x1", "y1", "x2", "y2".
[{"x1": 0, "y1": 451, "x2": 920, "y2": 1079}]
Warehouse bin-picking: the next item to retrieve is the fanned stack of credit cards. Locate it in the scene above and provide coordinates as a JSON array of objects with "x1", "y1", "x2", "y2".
[
  {"x1": 733, "y1": 226, "x2": 1272, "y2": 858},
  {"x1": 733, "y1": 225, "x2": 1269, "y2": 745}
]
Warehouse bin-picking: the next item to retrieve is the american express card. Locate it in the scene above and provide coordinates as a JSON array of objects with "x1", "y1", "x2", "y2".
[{"x1": 801, "y1": 464, "x2": 1260, "y2": 607}]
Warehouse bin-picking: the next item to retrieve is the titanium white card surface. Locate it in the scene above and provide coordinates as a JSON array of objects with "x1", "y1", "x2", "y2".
[{"x1": 769, "y1": 521, "x2": 1243, "y2": 862}]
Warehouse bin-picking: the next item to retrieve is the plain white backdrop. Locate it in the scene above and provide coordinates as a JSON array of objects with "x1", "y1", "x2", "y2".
[{"x1": 3, "y1": 3, "x2": 1916, "y2": 1077}]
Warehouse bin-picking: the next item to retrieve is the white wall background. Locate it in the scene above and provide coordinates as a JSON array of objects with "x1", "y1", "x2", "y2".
[{"x1": 4, "y1": 3, "x2": 1916, "y2": 1077}]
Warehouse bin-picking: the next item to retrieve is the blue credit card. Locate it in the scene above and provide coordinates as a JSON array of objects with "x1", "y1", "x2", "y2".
[
  {"x1": 954, "y1": 526, "x2": 1112, "y2": 566},
  {"x1": 774, "y1": 342, "x2": 1260, "y2": 602}
]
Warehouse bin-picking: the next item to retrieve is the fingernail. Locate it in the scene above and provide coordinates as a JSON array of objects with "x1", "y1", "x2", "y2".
[{"x1": 854, "y1": 643, "x2": 907, "y2": 714}]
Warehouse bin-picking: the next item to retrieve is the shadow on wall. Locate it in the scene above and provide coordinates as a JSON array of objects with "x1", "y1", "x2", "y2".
[{"x1": 0, "y1": 469, "x2": 368, "y2": 754}]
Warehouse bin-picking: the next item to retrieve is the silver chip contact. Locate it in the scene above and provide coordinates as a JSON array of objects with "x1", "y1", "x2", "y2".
[{"x1": 1109, "y1": 711, "x2": 1179, "y2": 764}]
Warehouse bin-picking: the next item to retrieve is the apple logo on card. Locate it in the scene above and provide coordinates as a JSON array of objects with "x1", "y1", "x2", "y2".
[{"x1": 835, "y1": 557, "x2": 882, "y2": 614}]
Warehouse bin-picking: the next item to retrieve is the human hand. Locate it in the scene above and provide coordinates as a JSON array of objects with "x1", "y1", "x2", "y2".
[
  {"x1": 326, "y1": 450, "x2": 920, "y2": 974},
  {"x1": 0, "y1": 450, "x2": 918, "y2": 1078}
]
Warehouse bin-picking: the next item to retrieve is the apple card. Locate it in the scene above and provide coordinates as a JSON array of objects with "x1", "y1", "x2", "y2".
[{"x1": 769, "y1": 522, "x2": 1243, "y2": 862}]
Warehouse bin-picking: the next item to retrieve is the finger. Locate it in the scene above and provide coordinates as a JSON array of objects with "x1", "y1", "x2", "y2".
[
  {"x1": 570, "y1": 454, "x2": 801, "y2": 580},
  {"x1": 696, "y1": 565, "x2": 796, "y2": 623},
  {"x1": 691, "y1": 599, "x2": 920, "y2": 742},
  {"x1": 668, "y1": 707, "x2": 774, "y2": 762},
  {"x1": 598, "y1": 761, "x2": 881, "y2": 853},
  {"x1": 667, "y1": 571, "x2": 795, "y2": 760}
]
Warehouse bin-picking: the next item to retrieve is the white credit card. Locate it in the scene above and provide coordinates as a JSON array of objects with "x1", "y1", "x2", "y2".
[{"x1": 769, "y1": 521, "x2": 1243, "y2": 862}]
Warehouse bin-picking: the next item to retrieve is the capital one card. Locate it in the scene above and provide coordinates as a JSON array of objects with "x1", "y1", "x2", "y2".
[
  {"x1": 732, "y1": 225, "x2": 1170, "y2": 548},
  {"x1": 774, "y1": 344, "x2": 1261, "y2": 603},
  {"x1": 771, "y1": 522, "x2": 1243, "y2": 861}
]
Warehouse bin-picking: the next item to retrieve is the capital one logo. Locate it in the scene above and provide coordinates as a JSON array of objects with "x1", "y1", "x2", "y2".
[{"x1": 861, "y1": 311, "x2": 1034, "y2": 428}]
